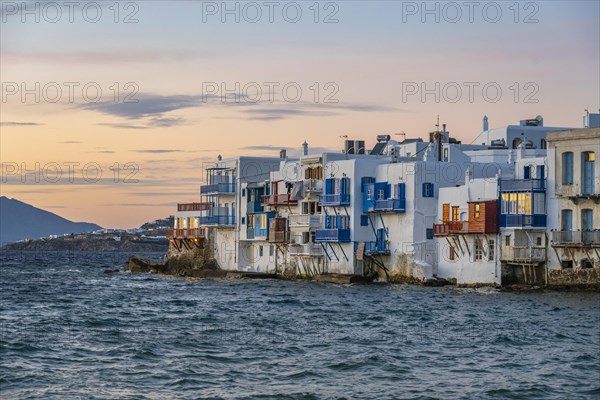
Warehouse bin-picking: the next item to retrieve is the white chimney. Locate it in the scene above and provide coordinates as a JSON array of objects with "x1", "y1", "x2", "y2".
[{"x1": 483, "y1": 115, "x2": 489, "y2": 131}]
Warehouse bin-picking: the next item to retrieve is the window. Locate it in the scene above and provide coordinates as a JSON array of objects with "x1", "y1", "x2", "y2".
[
  {"x1": 241, "y1": 217, "x2": 245, "y2": 225},
  {"x1": 449, "y1": 246, "x2": 455, "y2": 261},
  {"x1": 366, "y1": 189, "x2": 372, "y2": 200},
  {"x1": 562, "y1": 152, "x2": 574, "y2": 185},
  {"x1": 524, "y1": 165, "x2": 531, "y2": 180},
  {"x1": 505, "y1": 235, "x2": 510, "y2": 246},
  {"x1": 488, "y1": 239, "x2": 495, "y2": 261},
  {"x1": 536, "y1": 237, "x2": 542, "y2": 246},
  {"x1": 443, "y1": 148, "x2": 449, "y2": 162},
  {"x1": 260, "y1": 214, "x2": 267, "y2": 229},
  {"x1": 540, "y1": 139, "x2": 547, "y2": 149},
  {"x1": 360, "y1": 215, "x2": 369, "y2": 226},
  {"x1": 474, "y1": 203, "x2": 481, "y2": 219},
  {"x1": 452, "y1": 206, "x2": 459, "y2": 222},
  {"x1": 377, "y1": 189, "x2": 385, "y2": 200},
  {"x1": 426, "y1": 228, "x2": 433, "y2": 240},
  {"x1": 561, "y1": 209, "x2": 573, "y2": 231},
  {"x1": 474, "y1": 239, "x2": 483, "y2": 261},
  {"x1": 242, "y1": 189, "x2": 246, "y2": 197},
  {"x1": 259, "y1": 246, "x2": 263, "y2": 257},
  {"x1": 422, "y1": 183, "x2": 434, "y2": 197},
  {"x1": 582, "y1": 152, "x2": 595, "y2": 195},
  {"x1": 442, "y1": 204, "x2": 450, "y2": 223},
  {"x1": 269, "y1": 245, "x2": 274, "y2": 257}
]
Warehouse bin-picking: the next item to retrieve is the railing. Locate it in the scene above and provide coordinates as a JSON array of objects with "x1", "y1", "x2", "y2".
[
  {"x1": 177, "y1": 203, "x2": 206, "y2": 212},
  {"x1": 364, "y1": 241, "x2": 390, "y2": 254},
  {"x1": 502, "y1": 246, "x2": 546, "y2": 262},
  {"x1": 166, "y1": 228, "x2": 206, "y2": 239},
  {"x1": 499, "y1": 179, "x2": 545, "y2": 191},
  {"x1": 269, "y1": 230, "x2": 288, "y2": 243},
  {"x1": 199, "y1": 215, "x2": 236, "y2": 225},
  {"x1": 433, "y1": 221, "x2": 467, "y2": 236},
  {"x1": 246, "y1": 227, "x2": 268, "y2": 239},
  {"x1": 288, "y1": 214, "x2": 323, "y2": 229},
  {"x1": 289, "y1": 243, "x2": 324, "y2": 256},
  {"x1": 262, "y1": 193, "x2": 298, "y2": 205},
  {"x1": 304, "y1": 179, "x2": 323, "y2": 193},
  {"x1": 552, "y1": 230, "x2": 600, "y2": 246},
  {"x1": 246, "y1": 200, "x2": 264, "y2": 213},
  {"x1": 315, "y1": 228, "x2": 351, "y2": 243},
  {"x1": 372, "y1": 198, "x2": 406, "y2": 213},
  {"x1": 501, "y1": 214, "x2": 547, "y2": 228},
  {"x1": 200, "y1": 182, "x2": 236, "y2": 194},
  {"x1": 319, "y1": 193, "x2": 351, "y2": 206}
]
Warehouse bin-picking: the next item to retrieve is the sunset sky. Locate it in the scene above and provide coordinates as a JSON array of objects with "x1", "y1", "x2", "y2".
[{"x1": 1, "y1": 0, "x2": 599, "y2": 228}]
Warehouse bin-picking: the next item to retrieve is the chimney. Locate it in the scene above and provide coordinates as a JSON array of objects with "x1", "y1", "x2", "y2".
[
  {"x1": 483, "y1": 115, "x2": 489, "y2": 131},
  {"x1": 302, "y1": 141, "x2": 308, "y2": 156},
  {"x1": 280, "y1": 149, "x2": 287, "y2": 159}
]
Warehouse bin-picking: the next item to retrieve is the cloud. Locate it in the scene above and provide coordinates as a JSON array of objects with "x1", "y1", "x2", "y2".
[
  {"x1": 132, "y1": 149, "x2": 183, "y2": 154},
  {"x1": 61, "y1": 140, "x2": 81, "y2": 144},
  {"x1": 0, "y1": 121, "x2": 43, "y2": 126},
  {"x1": 97, "y1": 122, "x2": 149, "y2": 130},
  {"x1": 79, "y1": 95, "x2": 204, "y2": 120}
]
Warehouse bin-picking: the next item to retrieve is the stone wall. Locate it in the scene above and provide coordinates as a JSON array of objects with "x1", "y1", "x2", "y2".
[{"x1": 547, "y1": 267, "x2": 600, "y2": 290}]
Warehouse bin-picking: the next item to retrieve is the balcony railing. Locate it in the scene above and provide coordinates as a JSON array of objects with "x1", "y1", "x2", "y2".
[
  {"x1": 166, "y1": 228, "x2": 206, "y2": 239},
  {"x1": 502, "y1": 246, "x2": 546, "y2": 262},
  {"x1": 364, "y1": 241, "x2": 390, "y2": 255},
  {"x1": 246, "y1": 200, "x2": 264, "y2": 213},
  {"x1": 433, "y1": 221, "x2": 467, "y2": 236},
  {"x1": 288, "y1": 214, "x2": 323, "y2": 229},
  {"x1": 268, "y1": 230, "x2": 288, "y2": 243},
  {"x1": 319, "y1": 193, "x2": 351, "y2": 206},
  {"x1": 199, "y1": 215, "x2": 236, "y2": 226},
  {"x1": 304, "y1": 179, "x2": 323, "y2": 193},
  {"x1": 289, "y1": 243, "x2": 324, "y2": 256},
  {"x1": 370, "y1": 198, "x2": 406, "y2": 213},
  {"x1": 200, "y1": 182, "x2": 236, "y2": 194},
  {"x1": 177, "y1": 203, "x2": 207, "y2": 212},
  {"x1": 315, "y1": 228, "x2": 351, "y2": 243},
  {"x1": 261, "y1": 193, "x2": 298, "y2": 206},
  {"x1": 246, "y1": 227, "x2": 268, "y2": 240},
  {"x1": 552, "y1": 230, "x2": 600, "y2": 246},
  {"x1": 499, "y1": 179, "x2": 545, "y2": 191},
  {"x1": 501, "y1": 214, "x2": 547, "y2": 228}
]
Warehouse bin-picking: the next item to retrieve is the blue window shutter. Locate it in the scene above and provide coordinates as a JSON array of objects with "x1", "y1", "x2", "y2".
[
  {"x1": 426, "y1": 228, "x2": 433, "y2": 239},
  {"x1": 524, "y1": 166, "x2": 531, "y2": 180},
  {"x1": 399, "y1": 183, "x2": 405, "y2": 199},
  {"x1": 325, "y1": 178, "x2": 333, "y2": 194},
  {"x1": 361, "y1": 215, "x2": 369, "y2": 226},
  {"x1": 430, "y1": 183, "x2": 434, "y2": 197},
  {"x1": 422, "y1": 183, "x2": 426, "y2": 197}
]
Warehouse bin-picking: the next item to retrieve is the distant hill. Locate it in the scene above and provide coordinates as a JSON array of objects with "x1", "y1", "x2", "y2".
[{"x1": 0, "y1": 196, "x2": 102, "y2": 244}]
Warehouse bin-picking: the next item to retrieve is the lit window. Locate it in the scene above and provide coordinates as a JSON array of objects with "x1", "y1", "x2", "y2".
[{"x1": 474, "y1": 203, "x2": 481, "y2": 219}]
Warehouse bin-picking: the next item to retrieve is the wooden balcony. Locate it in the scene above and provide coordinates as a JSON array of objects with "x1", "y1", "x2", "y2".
[
  {"x1": 433, "y1": 221, "x2": 466, "y2": 236},
  {"x1": 501, "y1": 246, "x2": 546, "y2": 263},
  {"x1": 289, "y1": 243, "x2": 324, "y2": 256},
  {"x1": 177, "y1": 203, "x2": 208, "y2": 212},
  {"x1": 166, "y1": 228, "x2": 206, "y2": 239},
  {"x1": 262, "y1": 194, "x2": 298, "y2": 206},
  {"x1": 268, "y1": 217, "x2": 288, "y2": 243}
]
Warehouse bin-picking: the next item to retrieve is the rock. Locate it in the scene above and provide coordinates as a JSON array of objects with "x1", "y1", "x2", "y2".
[
  {"x1": 103, "y1": 268, "x2": 120, "y2": 274},
  {"x1": 124, "y1": 256, "x2": 168, "y2": 274}
]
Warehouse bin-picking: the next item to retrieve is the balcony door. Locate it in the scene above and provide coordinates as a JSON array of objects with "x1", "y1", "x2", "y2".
[
  {"x1": 582, "y1": 152, "x2": 595, "y2": 195},
  {"x1": 561, "y1": 209, "x2": 573, "y2": 233}
]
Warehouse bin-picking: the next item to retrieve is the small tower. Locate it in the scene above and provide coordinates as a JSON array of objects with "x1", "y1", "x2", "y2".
[
  {"x1": 302, "y1": 140, "x2": 308, "y2": 156},
  {"x1": 483, "y1": 115, "x2": 489, "y2": 131}
]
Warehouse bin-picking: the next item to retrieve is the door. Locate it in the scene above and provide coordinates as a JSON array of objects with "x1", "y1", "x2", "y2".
[
  {"x1": 582, "y1": 209, "x2": 593, "y2": 243},
  {"x1": 561, "y1": 209, "x2": 573, "y2": 242},
  {"x1": 442, "y1": 204, "x2": 450, "y2": 223},
  {"x1": 582, "y1": 152, "x2": 595, "y2": 195}
]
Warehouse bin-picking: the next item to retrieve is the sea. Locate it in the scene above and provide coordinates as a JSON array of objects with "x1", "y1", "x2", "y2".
[{"x1": 1, "y1": 251, "x2": 599, "y2": 399}]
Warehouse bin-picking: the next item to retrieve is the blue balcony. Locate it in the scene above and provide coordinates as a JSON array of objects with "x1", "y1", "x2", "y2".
[
  {"x1": 365, "y1": 198, "x2": 406, "y2": 213},
  {"x1": 200, "y1": 182, "x2": 236, "y2": 194},
  {"x1": 247, "y1": 200, "x2": 264, "y2": 213},
  {"x1": 500, "y1": 214, "x2": 546, "y2": 228},
  {"x1": 315, "y1": 228, "x2": 351, "y2": 243},
  {"x1": 246, "y1": 227, "x2": 268, "y2": 239},
  {"x1": 199, "y1": 215, "x2": 236, "y2": 226},
  {"x1": 319, "y1": 194, "x2": 350, "y2": 206},
  {"x1": 499, "y1": 179, "x2": 545, "y2": 191},
  {"x1": 360, "y1": 241, "x2": 390, "y2": 255}
]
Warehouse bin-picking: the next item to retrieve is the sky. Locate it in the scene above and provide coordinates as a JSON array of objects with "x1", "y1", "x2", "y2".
[{"x1": 1, "y1": 0, "x2": 599, "y2": 228}]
